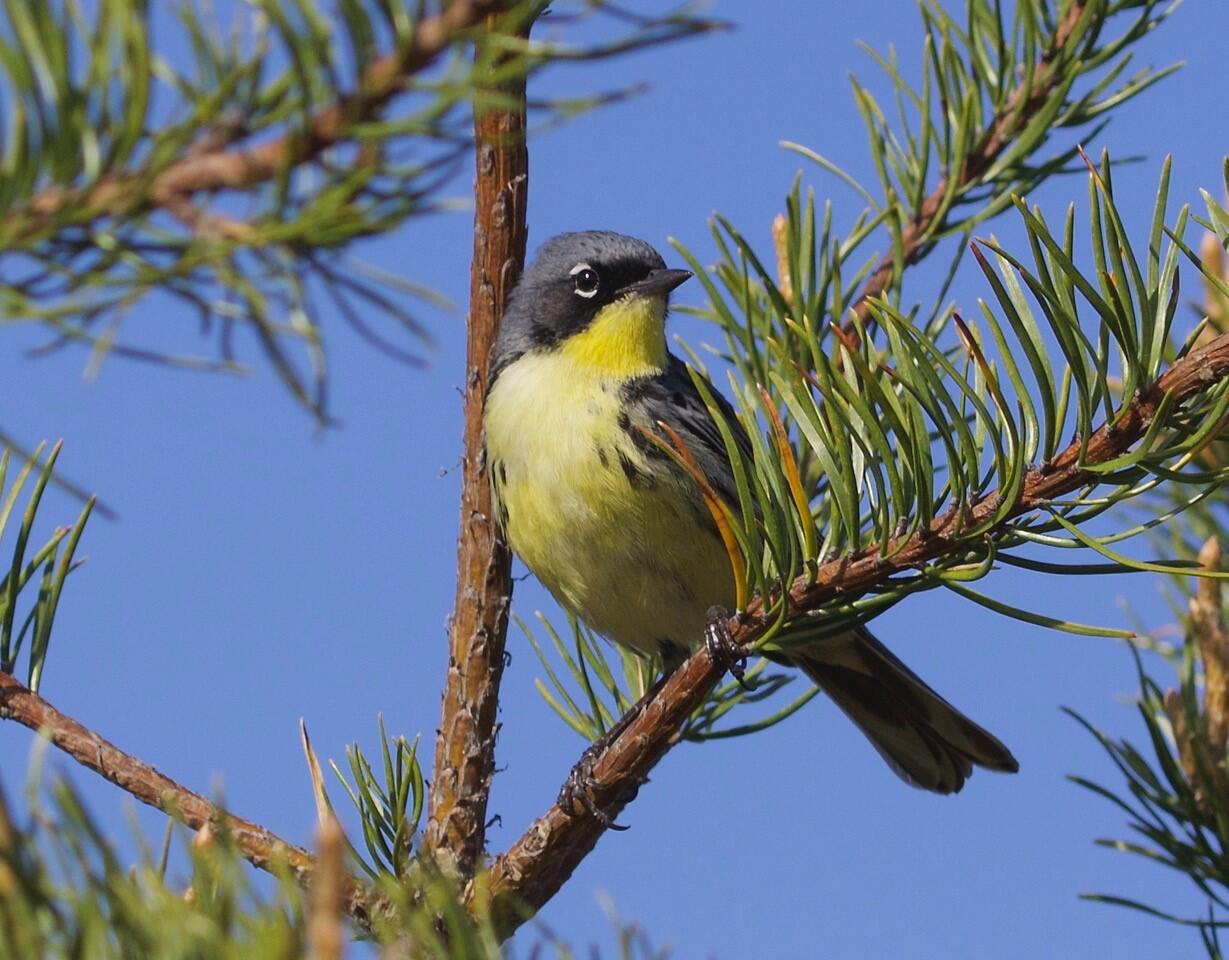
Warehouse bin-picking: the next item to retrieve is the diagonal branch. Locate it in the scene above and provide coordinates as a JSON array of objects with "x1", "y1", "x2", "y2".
[
  {"x1": 845, "y1": 0, "x2": 1088, "y2": 334},
  {"x1": 0, "y1": 671, "x2": 373, "y2": 923},
  {"x1": 423, "y1": 13, "x2": 530, "y2": 878},
  {"x1": 6, "y1": 330, "x2": 1228, "y2": 939},
  {"x1": 480, "y1": 328, "x2": 1229, "y2": 937},
  {"x1": 15, "y1": 0, "x2": 506, "y2": 240}
]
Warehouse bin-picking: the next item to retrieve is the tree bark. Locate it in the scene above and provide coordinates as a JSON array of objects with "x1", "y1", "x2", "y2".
[{"x1": 424, "y1": 11, "x2": 530, "y2": 879}]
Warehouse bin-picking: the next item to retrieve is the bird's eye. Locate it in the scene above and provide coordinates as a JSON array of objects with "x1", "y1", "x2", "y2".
[{"x1": 570, "y1": 263, "x2": 600, "y2": 298}]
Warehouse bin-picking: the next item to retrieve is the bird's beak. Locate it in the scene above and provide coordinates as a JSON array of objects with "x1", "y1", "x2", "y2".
[{"x1": 618, "y1": 268, "x2": 692, "y2": 299}]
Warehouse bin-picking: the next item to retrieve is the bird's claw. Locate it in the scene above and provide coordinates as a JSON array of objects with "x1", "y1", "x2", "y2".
[
  {"x1": 705, "y1": 605, "x2": 752, "y2": 691},
  {"x1": 557, "y1": 739, "x2": 630, "y2": 831}
]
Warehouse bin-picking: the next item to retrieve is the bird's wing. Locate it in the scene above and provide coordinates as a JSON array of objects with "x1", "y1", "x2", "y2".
[{"x1": 621, "y1": 354, "x2": 751, "y2": 506}]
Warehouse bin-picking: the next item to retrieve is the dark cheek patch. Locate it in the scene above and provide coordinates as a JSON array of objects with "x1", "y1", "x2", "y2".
[{"x1": 529, "y1": 321, "x2": 557, "y2": 347}]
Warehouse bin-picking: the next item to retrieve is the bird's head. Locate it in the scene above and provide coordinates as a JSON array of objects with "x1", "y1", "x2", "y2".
[{"x1": 492, "y1": 231, "x2": 691, "y2": 381}]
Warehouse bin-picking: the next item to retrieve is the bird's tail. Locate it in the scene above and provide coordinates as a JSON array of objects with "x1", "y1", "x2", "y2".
[{"x1": 791, "y1": 626, "x2": 1018, "y2": 794}]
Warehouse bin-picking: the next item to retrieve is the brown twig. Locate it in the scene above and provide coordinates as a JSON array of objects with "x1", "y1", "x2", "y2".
[
  {"x1": 481, "y1": 328, "x2": 1229, "y2": 937},
  {"x1": 0, "y1": 671, "x2": 371, "y2": 922},
  {"x1": 422, "y1": 13, "x2": 530, "y2": 878},
  {"x1": 843, "y1": 0, "x2": 1089, "y2": 337},
  {"x1": 13, "y1": 0, "x2": 505, "y2": 241},
  {"x1": 1164, "y1": 536, "x2": 1229, "y2": 815},
  {"x1": 307, "y1": 818, "x2": 347, "y2": 960},
  {"x1": 0, "y1": 780, "x2": 16, "y2": 900},
  {"x1": 1191, "y1": 538, "x2": 1229, "y2": 751}
]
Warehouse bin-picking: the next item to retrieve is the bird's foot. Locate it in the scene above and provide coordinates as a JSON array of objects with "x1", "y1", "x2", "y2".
[
  {"x1": 556, "y1": 671, "x2": 674, "y2": 830},
  {"x1": 557, "y1": 734, "x2": 632, "y2": 831},
  {"x1": 705, "y1": 605, "x2": 752, "y2": 691}
]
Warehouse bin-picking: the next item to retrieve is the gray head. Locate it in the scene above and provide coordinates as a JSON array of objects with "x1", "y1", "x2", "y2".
[{"x1": 490, "y1": 231, "x2": 691, "y2": 380}]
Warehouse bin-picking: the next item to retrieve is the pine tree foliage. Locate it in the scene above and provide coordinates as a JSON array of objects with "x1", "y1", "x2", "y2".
[
  {"x1": 4, "y1": 0, "x2": 1229, "y2": 956},
  {"x1": 0, "y1": 772, "x2": 668, "y2": 958},
  {"x1": 1066, "y1": 177, "x2": 1229, "y2": 957},
  {"x1": 0, "y1": 0, "x2": 713, "y2": 420},
  {"x1": 0, "y1": 442, "x2": 92, "y2": 694}
]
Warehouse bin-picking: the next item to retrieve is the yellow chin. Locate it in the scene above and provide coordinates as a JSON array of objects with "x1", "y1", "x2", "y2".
[{"x1": 557, "y1": 293, "x2": 668, "y2": 378}]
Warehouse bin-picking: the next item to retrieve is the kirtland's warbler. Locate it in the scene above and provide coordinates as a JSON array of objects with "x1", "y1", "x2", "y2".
[{"x1": 484, "y1": 231, "x2": 1018, "y2": 793}]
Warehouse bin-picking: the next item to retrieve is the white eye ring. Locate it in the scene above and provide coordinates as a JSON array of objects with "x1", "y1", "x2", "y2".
[{"x1": 570, "y1": 262, "x2": 599, "y2": 298}]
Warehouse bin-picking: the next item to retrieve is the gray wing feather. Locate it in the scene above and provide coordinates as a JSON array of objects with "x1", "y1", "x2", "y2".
[{"x1": 623, "y1": 355, "x2": 750, "y2": 504}]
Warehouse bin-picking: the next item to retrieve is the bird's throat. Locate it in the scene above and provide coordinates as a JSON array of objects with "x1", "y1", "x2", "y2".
[{"x1": 557, "y1": 294, "x2": 668, "y2": 379}]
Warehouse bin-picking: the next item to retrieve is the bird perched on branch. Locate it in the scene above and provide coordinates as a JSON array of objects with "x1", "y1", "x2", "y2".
[{"x1": 483, "y1": 230, "x2": 1018, "y2": 795}]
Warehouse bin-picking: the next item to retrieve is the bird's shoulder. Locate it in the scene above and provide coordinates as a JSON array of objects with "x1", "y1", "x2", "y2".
[{"x1": 620, "y1": 354, "x2": 751, "y2": 497}]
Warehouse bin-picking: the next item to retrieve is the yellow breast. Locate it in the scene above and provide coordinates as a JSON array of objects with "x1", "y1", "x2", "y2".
[
  {"x1": 484, "y1": 331, "x2": 735, "y2": 658},
  {"x1": 553, "y1": 291, "x2": 668, "y2": 378}
]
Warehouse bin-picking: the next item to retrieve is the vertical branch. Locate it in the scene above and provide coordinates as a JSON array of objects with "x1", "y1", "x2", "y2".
[{"x1": 424, "y1": 11, "x2": 529, "y2": 878}]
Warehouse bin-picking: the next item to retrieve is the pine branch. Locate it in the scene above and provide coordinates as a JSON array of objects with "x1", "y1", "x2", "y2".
[
  {"x1": 423, "y1": 14, "x2": 529, "y2": 878},
  {"x1": 0, "y1": 670, "x2": 374, "y2": 924},
  {"x1": 845, "y1": 0, "x2": 1090, "y2": 336},
  {"x1": 6, "y1": 310, "x2": 1227, "y2": 946},
  {"x1": 1071, "y1": 537, "x2": 1229, "y2": 940},
  {"x1": 16, "y1": 0, "x2": 505, "y2": 238},
  {"x1": 481, "y1": 327, "x2": 1229, "y2": 937},
  {"x1": 0, "y1": 1, "x2": 716, "y2": 420}
]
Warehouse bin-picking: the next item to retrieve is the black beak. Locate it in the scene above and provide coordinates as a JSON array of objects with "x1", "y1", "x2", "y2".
[{"x1": 618, "y1": 267, "x2": 692, "y2": 298}]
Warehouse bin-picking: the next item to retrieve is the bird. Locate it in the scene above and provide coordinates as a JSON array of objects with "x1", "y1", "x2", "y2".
[{"x1": 483, "y1": 230, "x2": 1018, "y2": 795}]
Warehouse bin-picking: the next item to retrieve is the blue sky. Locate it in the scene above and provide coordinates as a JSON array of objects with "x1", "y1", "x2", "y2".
[{"x1": 2, "y1": 2, "x2": 1228, "y2": 957}]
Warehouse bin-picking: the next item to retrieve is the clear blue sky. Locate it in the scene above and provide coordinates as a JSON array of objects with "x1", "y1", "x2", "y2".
[{"x1": 2, "y1": 2, "x2": 1227, "y2": 957}]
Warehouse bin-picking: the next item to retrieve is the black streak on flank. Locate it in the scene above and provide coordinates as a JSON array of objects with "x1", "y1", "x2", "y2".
[
  {"x1": 491, "y1": 459, "x2": 510, "y2": 528},
  {"x1": 596, "y1": 446, "x2": 610, "y2": 468},
  {"x1": 627, "y1": 422, "x2": 668, "y2": 461},
  {"x1": 618, "y1": 451, "x2": 654, "y2": 489},
  {"x1": 617, "y1": 409, "x2": 667, "y2": 461}
]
